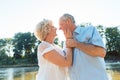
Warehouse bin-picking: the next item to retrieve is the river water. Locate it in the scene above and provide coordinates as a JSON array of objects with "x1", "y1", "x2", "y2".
[{"x1": 0, "y1": 63, "x2": 120, "y2": 80}]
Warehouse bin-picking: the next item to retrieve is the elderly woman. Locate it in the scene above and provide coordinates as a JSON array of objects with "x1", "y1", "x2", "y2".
[{"x1": 34, "y1": 19, "x2": 73, "y2": 80}]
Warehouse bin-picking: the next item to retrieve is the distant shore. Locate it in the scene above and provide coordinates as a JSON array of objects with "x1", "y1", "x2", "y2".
[
  {"x1": 0, "y1": 61, "x2": 120, "y2": 68},
  {"x1": 0, "y1": 64, "x2": 38, "y2": 68}
]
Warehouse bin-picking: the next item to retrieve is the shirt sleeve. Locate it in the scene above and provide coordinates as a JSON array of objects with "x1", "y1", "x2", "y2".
[
  {"x1": 38, "y1": 43, "x2": 54, "y2": 56},
  {"x1": 89, "y1": 26, "x2": 105, "y2": 49}
]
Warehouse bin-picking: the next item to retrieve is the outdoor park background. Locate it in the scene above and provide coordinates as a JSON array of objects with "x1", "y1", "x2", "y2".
[{"x1": 0, "y1": 0, "x2": 120, "y2": 80}]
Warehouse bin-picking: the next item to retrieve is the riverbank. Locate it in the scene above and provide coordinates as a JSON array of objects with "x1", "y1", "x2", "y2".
[
  {"x1": 0, "y1": 64, "x2": 38, "y2": 68},
  {"x1": 0, "y1": 61, "x2": 120, "y2": 68}
]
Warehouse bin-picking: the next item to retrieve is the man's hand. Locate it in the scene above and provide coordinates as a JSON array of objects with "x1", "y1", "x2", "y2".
[{"x1": 66, "y1": 39, "x2": 106, "y2": 58}]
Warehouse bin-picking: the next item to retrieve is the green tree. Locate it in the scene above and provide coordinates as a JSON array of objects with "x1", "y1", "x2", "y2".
[
  {"x1": 12, "y1": 32, "x2": 24, "y2": 59},
  {"x1": 105, "y1": 27, "x2": 120, "y2": 53},
  {"x1": 0, "y1": 39, "x2": 14, "y2": 65},
  {"x1": 96, "y1": 25, "x2": 105, "y2": 38},
  {"x1": 0, "y1": 39, "x2": 6, "y2": 52},
  {"x1": 5, "y1": 38, "x2": 13, "y2": 57},
  {"x1": 12, "y1": 32, "x2": 37, "y2": 59},
  {"x1": 78, "y1": 22, "x2": 92, "y2": 27},
  {"x1": 0, "y1": 38, "x2": 13, "y2": 56},
  {"x1": 54, "y1": 38, "x2": 59, "y2": 45},
  {"x1": 105, "y1": 27, "x2": 120, "y2": 61}
]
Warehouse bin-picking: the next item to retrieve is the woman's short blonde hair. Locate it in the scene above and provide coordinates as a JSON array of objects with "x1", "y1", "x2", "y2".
[{"x1": 34, "y1": 19, "x2": 52, "y2": 41}]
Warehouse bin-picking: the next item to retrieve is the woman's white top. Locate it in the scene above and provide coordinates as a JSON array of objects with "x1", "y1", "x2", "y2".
[{"x1": 36, "y1": 41, "x2": 67, "y2": 80}]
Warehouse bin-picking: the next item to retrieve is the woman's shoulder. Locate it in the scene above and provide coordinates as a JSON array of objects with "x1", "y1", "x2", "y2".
[
  {"x1": 39, "y1": 41, "x2": 50, "y2": 46},
  {"x1": 38, "y1": 41, "x2": 54, "y2": 51}
]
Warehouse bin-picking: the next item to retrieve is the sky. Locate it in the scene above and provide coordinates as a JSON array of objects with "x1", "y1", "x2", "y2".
[{"x1": 0, "y1": 0, "x2": 120, "y2": 41}]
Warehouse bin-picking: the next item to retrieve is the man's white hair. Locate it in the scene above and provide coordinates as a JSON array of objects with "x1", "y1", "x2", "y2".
[{"x1": 60, "y1": 13, "x2": 75, "y2": 24}]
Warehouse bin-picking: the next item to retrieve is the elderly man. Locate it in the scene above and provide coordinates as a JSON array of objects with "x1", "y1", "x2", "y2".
[{"x1": 59, "y1": 13, "x2": 109, "y2": 80}]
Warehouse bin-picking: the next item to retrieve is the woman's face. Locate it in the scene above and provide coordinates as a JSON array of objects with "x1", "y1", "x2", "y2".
[
  {"x1": 48, "y1": 25, "x2": 57, "y2": 38},
  {"x1": 50, "y1": 26, "x2": 57, "y2": 36}
]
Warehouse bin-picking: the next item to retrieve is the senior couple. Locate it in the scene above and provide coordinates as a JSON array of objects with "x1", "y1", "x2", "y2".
[{"x1": 34, "y1": 13, "x2": 109, "y2": 80}]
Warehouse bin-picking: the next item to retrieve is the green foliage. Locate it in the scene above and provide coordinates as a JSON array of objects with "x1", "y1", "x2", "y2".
[
  {"x1": 79, "y1": 22, "x2": 92, "y2": 27},
  {"x1": 0, "y1": 39, "x2": 6, "y2": 49},
  {"x1": 12, "y1": 32, "x2": 37, "y2": 58},
  {"x1": 0, "y1": 50, "x2": 14, "y2": 65},
  {"x1": 105, "y1": 27, "x2": 120, "y2": 53},
  {"x1": 0, "y1": 32, "x2": 38, "y2": 66},
  {"x1": 24, "y1": 52, "x2": 38, "y2": 64},
  {"x1": 105, "y1": 27, "x2": 120, "y2": 61},
  {"x1": 96, "y1": 25, "x2": 105, "y2": 38},
  {"x1": 54, "y1": 38, "x2": 59, "y2": 45}
]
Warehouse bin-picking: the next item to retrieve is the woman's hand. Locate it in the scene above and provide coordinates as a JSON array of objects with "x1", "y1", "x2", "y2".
[{"x1": 64, "y1": 29, "x2": 73, "y2": 39}]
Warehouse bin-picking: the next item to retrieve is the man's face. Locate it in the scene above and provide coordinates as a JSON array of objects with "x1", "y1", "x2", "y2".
[{"x1": 59, "y1": 19, "x2": 68, "y2": 32}]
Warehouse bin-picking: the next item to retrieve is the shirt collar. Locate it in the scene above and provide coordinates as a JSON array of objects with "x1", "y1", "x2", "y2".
[{"x1": 73, "y1": 26, "x2": 81, "y2": 34}]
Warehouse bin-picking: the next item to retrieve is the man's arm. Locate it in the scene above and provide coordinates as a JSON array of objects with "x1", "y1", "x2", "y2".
[{"x1": 66, "y1": 39, "x2": 106, "y2": 58}]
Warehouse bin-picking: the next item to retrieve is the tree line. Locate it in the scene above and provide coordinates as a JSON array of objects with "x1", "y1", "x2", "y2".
[
  {"x1": 0, "y1": 32, "x2": 59, "y2": 67},
  {"x1": 0, "y1": 25, "x2": 120, "y2": 67}
]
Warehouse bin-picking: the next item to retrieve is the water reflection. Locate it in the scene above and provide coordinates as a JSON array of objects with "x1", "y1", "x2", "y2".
[
  {"x1": 106, "y1": 62, "x2": 120, "y2": 80},
  {"x1": 0, "y1": 67, "x2": 38, "y2": 80},
  {"x1": 106, "y1": 62, "x2": 120, "y2": 70},
  {"x1": 0, "y1": 63, "x2": 120, "y2": 80}
]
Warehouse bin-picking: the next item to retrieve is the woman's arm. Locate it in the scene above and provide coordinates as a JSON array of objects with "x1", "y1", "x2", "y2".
[
  {"x1": 43, "y1": 47, "x2": 72, "y2": 67},
  {"x1": 43, "y1": 28, "x2": 73, "y2": 67}
]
